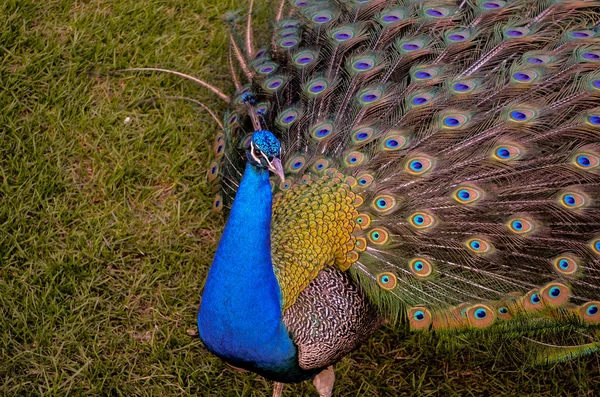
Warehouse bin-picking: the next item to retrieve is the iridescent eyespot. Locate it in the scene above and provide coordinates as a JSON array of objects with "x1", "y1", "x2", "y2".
[
  {"x1": 580, "y1": 301, "x2": 600, "y2": 323},
  {"x1": 504, "y1": 27, "x2": 529, "y2": 38},
  {"x1": 406, "y1": 156, "x2": 434, "y2": 175},
  {"x1": 465, "y1": 238, "x2": 493, "y2": 254},
  {"x1": 569, "y1": 30, "x2": 595, "y2": 39},
  {"x1": 412, "y1": 67, "x2": 441, "y2": 81},
  {"x1": 522, "y1": 289, "x2": 543, "y2": 311},
  {"x1": 573, "y1": 152, "x2": 599, "y2": 170},
  {"x1": 279, "y1": 179, "x2": 291, "y2": 190},
  {"x1": 372, "y1": 195, "x2": 396, "y2": 213},
  {"x1": 582, "y1": 52, "x2": 600, "y2": 61},
  {"x1": 508, "y1": 108, "x2": 536, "y2": 122},
  {"x1": 257, "y1": 62, "x2": 278, "y2": 75},
  {"x1": 277, "y1": 109, "x2": 300, "y2": 127},
  {"x1": 212, "y1": 194, "x2": 223, "y2": 213},
  {"x1": 263, "y1": 76, "x2": 286, "y2": 92},
  {"x1": 344, "y1": 151, "x2": 365, "y2": 167},
  {"x1": 207, "y1": 161, "x2": 219, "y2": 182},
  {"x1": 278, "y1": 37, "x2": 298, "y2": 48},
  {"x1": 409, "y1": 212, "x2": 436, "y2": 229},
  {"x1": 293, "y1": 50, "x2": 317, "y2": 67},
  {"x1": 409, "y1": 307, "x2": 432, "y2": 330},
  {"x1": 540, "y1": 283, "x2": 570, "y2": 307},
  {"x1": 409, "y1": 258, "x2": 433, "y2": 278},
  {"x1": 453, "y1": 186, "x2": 483, "y2": 204},
  {"x1": 214, "y1": 140, "x2": 225, "y2": 158},
  {"x1": 379, "y1": 9, "x2": 405, "y2": 25},
  {"x1": 352, "y1": 127, "x2": 374, "y2": 144},
  {"x1": 442, "y1": 113, "x2": 470, "y2": 129},
  {"x1": 507, "y1": 217, "x2": 536, "y2": 234},
  {"x1": 445, "y1": 28, "x2": 471, "y2": 43},
  {"x1": 312, "y1": 11, "x2": 334, "y2": 24},
  {"x1": 310, "y1": 121, "x2": 334, "y2": 141},
  {"x1": 425, "y1": 7, "x2": 450, "y2": 17},
  {"x1": 591, "y1": 238, "x2": 600, "y2": 255},
  {"x1": 497, "y1": 306, "x2": 511, "y2": 320},
  {"x1": 355, "y1": 213, "x2": 371, "y2": 228},
  {"x1": 451, "y1": 80, "x2": 476, "y2": 93},
  {"x1": 381, "y1": 133, "x2": 408, "y2": 151},
  {"x1": 588, "y1": 114, "x2": 600, "y2": 125},
  {"x1": 466, "y1": 304, "x2": 495, "y2": 328},
  {"x1": 480, "y1": 1, "x2": 506, "y2": 9},
  {"x1": 368, "y1": 227, "x2": 390, "y2": 245},
  {"x1": 358, "y1": 87, "x2": 384, "y2": 105},
  {"x1": 377, "y1": 272, "x2": 397, "y2": 290},
  {"x1": 408, "y1": 91, "x2": 436, "y2": 107},
  {"x1": 286, "y1": 155, "x2": 306, "y2": 173},
  {"x1": 492, "y1": 144, "x2": 523, "y2": 161},
  {"x1": 553, "y1": 255, "x2": 579, "y2": 276},
  {"x1": 559, "y1": 191, "x2": 589, "y2": 209},
  {"x1": 312, "y1": 158, "x2": 330, "y2": 172},
  {"x1": 355, "y1": 237, "x2": 367, "y2": 252},
  {"x1": 511, "y1": 70, "x2": 540, "y2": 84},
  {"x1": 352, "y1": 57, "x2": 375, "y2": 71},
  {"x1": 356, "y1": 173, "x2": 374, "y2": 188}
]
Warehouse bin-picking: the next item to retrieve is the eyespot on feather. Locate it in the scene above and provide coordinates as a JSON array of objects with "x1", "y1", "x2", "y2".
[
  {"x1": 279, "y1": 179, "x2": 292, "y2": 190},
  {"x1": 409, "y1": 212, "x2": 436, "y2": 229},
  {"x1": 441, "y1": 113, "x2": 470, "y2": 129},
  {"x1": 465, "y1": 237, "x2": 493, "y2": 254},
  {"x1": 409, "y1": 258, "x2": 433, "y2": 278},
  {"x1": 523, "y1": 289, "x2": 543, "y2": 311},
  {"x1": 453, "y1": 186, "x2": 483, "y2": 204},
  {"x1": 466, "y1": 304, "x2": 495, "y2": 328},
  {"x1": 372, "y1": 195, "x2": 397, "y2": 214},
  {"x1": 357, "y1": 87, "x2": 384, "y2": 106},
  {"x1": 355, "y1": 237, "x2": 367, "y2": 252},
  {"x1": 503, "y1": 27, "x2": 530, "y2": 39},
  {"x1": 368, "y1": 227, "x2": 389, "y2": 245},
  {"x1": 491, "y1": 143, "x2": 524, "y2": 161},
  {"x1": 355, "y1": 213, "x2": 371, "y2": 228},
  {"x1": 552, "y1": 255, "x2": 579, "y2": 276},
  {"x1": 286, "y1": 155, "x2": 307, "y2": 173},
  {"x1": 356, "y1": 173, "x2": 374, "y2": 188},
  {"x1": 380, "y1": 133, "x2": 408, "y2": 151},
  {"x1": 591, "y1": 238, "x2": 600, "y2": 255},
  {"x1": 343, "y1": 151, "x2": 366, "y2": 167},
  {"x1": 572, "y1": 151, "x2": 599, "y2": 170},
  {"x1": 540, "y1": 283, "x2": 570, "y2": 307},
  {"x1": 559, "y1": 191, "x2": 589, "y2": 209},
  {"x1": 409, "y1": 307, "x2": 432, "y2": 330},
  {"x1": 478, "y1": 0, "x2": 506, "y2": 10},
  {"x1": 262, "y1": 75, "x2": 287, "y2": 92},
  {"x1": 411, "y1": 66, "x2": 442, "y2": 82},
  {"x1": 405, "y1": 155, "x2": 435, "y2": 175},
  {"x1": 311, "y1": 158, "x2": 330, "y2": 173},
  {"x1": 212, "y1": 194, "x2": 223, "y2": 213},
  {"x1": 444, "y1": 28, "x2": 472, "y2": 43},
  {"x1": 377, "y1": 8, "x2": 406, "y2": 26},
  {"x1": 310, "y1": 121, "x2": 334, "y2": 141},
  {"x1": 507, "y1": 108, "x2": 536, "y2": 122},
  {"x1": 207, "y1": 161, "x2": 220, "y2": 182},
  {"x1": 377, "y1": 272, "x2": 397, "y2": 290},
  {"x1": 507, "y1": 216, "x2": 536, "y2": 234},
  {"x1": 351, "y1": 126, "x2": 375, "y2": 144},
  {"x1": 579, "y1": 301, "x2": 600, "y2": 323},
  {"x1": 292, "y1": 49, "x2": 318, "y2": 67}
]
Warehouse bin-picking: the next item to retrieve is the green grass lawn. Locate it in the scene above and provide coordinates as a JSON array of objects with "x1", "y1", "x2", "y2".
[{"x1": 1, "y1": 0, "x2": 599, "y2": 395}]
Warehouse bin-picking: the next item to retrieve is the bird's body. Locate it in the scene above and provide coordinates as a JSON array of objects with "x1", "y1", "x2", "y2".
[{"x1": 195, "y1": 0, "x2": 600, "y2": 394}]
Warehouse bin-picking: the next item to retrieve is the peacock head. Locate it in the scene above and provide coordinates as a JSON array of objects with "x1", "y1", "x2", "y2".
[{"x1": 247, "y1": 130, "x2": 285, "y2": 181}]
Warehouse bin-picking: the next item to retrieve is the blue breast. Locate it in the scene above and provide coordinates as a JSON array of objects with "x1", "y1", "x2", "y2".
[{"x1": 198, "y1": 163, "x2": 316, "y2": 383}]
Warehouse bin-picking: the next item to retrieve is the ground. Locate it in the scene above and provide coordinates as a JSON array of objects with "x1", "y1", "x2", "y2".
[{"x1": 1, "y1": 0, "x2": 599, "y2": 395}]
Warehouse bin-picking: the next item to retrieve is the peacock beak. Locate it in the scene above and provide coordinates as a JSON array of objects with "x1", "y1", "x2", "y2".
[{"x1": 269, "y1": 158, "x2": 285, "y2": 182}]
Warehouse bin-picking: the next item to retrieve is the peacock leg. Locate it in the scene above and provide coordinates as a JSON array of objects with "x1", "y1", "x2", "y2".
[
  {"x1": 312, "y1": 366, "x2": 335, "y2": 397},
  {"x1": 272, "y1": 382, "x2": 284, "y2": 397}
]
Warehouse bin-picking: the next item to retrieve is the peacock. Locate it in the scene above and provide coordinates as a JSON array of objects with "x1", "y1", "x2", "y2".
[{"x1": 172, "y1": 0, "x2": 600, "y2": 395}]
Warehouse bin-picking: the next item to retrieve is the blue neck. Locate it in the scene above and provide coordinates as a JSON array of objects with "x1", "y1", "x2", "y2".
[{"x1": 198, "y1": 163, "x2": 310, "y2": 382}]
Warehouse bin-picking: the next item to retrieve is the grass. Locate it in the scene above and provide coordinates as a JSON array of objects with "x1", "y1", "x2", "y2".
[{"x1": 1, "y1": 0, "x2": 599, "y2": 395}]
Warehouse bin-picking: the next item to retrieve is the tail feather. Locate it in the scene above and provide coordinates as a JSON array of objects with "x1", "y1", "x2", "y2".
[{"x1": 209, "y1": 0, "x2": 600, "y2": 351}]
